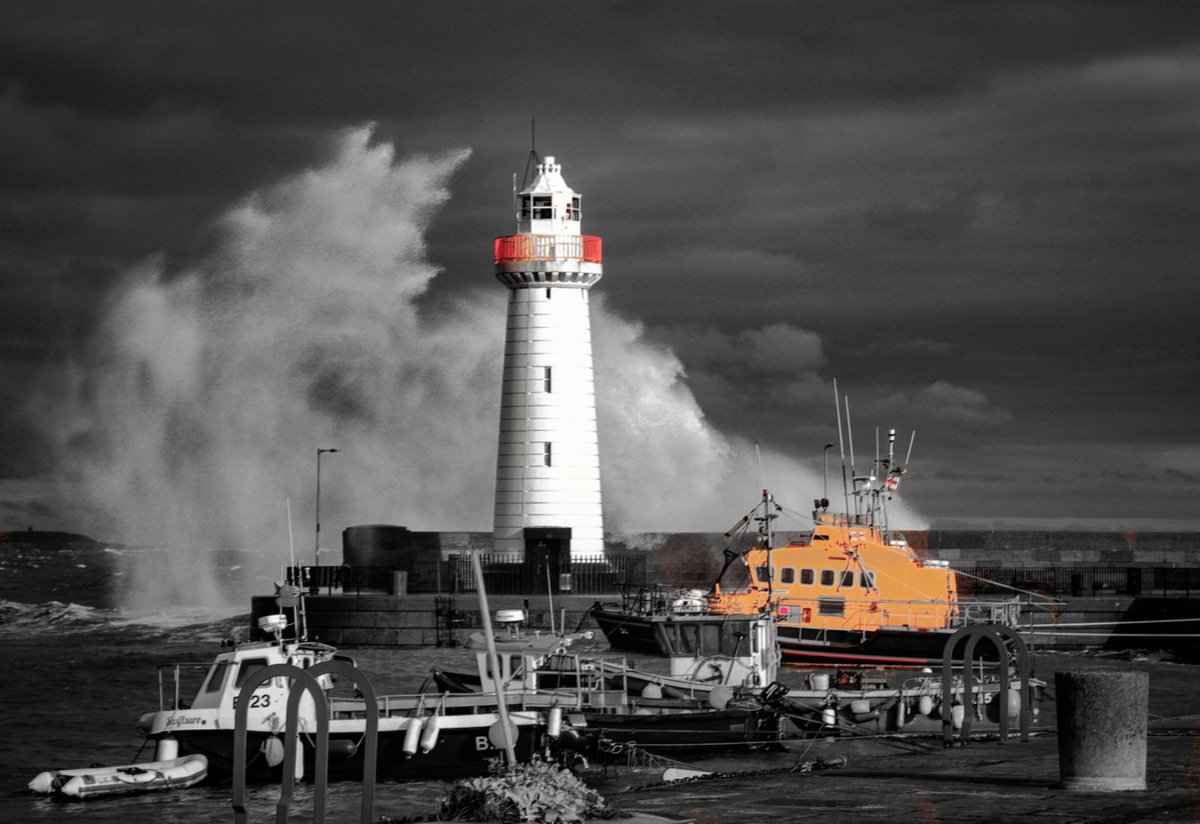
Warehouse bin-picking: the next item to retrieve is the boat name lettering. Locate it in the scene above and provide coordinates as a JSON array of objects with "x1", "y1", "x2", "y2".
[
  {"x1": 474, "y1": 736, "x2": 495, "y2": 751},
  {"x1": 166, "y1": 715, "x2": 205, "y2": 728}
]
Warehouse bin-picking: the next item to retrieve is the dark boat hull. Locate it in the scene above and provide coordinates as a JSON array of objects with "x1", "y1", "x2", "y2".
[
  {"x1": 579, "y1": 708, "x2": 784, "y2": 763},
  {"x1": 428, "y1": 669, "x2": 782, "y2": 763},
  {"x1": 591, "y1": 606, "x2": 999, "y2": 668},
  {"x1": 170, "y1": 726, "x2": 540, "y2": 782},
  {"x1": 776, "y1": 624, "x2": 992, "y2": 667}
]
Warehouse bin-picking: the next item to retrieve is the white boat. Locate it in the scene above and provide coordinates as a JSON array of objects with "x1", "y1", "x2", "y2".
[
  {"x1": 28, "y1": 754, "x2": 208, "y2": 799},
  {"x1": 463, "y1": 608, "x2": 597, "y2": 653},
  {"x1": 136, "y1": 604, "x2": 566, "y2": 781}
]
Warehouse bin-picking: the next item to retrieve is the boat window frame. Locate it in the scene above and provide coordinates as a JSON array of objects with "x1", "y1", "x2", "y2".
[
  {"x1": 531, "y1": 195, "x2": 553, "y2": 220},
  {"x1": 779, "y1": 567, "x2": 796, "y2": 585},
  {"x1": 819, "y1": 569, "x2": 836, "y2": 587},
  {"x1": 234, "y1": 657, "x2": 271, "y2": 689},
  {"x1": 203, "y1": 661, "x2": 230, "y2": 694},
  {"x1": 840, "y1": 570, "x2": 855, "y2": 588},
  {"x1": 800, "y1": 568, "x2": 815, "y2": 585},
  {"x1": 861, "y1": 571, "x2": 876, "y2": 589}
]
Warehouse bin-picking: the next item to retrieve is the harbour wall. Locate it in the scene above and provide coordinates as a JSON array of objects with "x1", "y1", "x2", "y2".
[
  {"x1": 253, "y1": 528, "x2": 1200, "y2": 656},
  {"x1": 340, "y1": 528, "x2": 1200, "y2": 586}
]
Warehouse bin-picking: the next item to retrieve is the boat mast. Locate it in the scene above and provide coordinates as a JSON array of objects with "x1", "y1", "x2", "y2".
[{"x1": 755, "y1": 488, "x2": 777, "y2": 602}]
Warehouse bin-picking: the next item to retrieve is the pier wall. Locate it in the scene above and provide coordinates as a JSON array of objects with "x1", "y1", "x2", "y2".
[{"x1": 336, "y1": 529, "x2": 1200, "y2": 593}]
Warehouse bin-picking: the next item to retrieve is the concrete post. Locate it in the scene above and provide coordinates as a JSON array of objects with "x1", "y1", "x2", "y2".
[{"x1": 1055, "y1": 669, "x2": 1148, "y2": 791}]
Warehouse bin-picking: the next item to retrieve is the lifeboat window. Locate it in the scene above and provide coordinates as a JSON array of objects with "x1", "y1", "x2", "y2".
[
  {"x1": 235, "y1": 657, "x2": 270, "y2": 688},
  {"x1": 840, "y1": 571, "x2": 855, "y2": 588},
  {"x1": 780, "y1": 567, "x2": 795, "y2": 584},
  {"x1": 861, "y1": 571, "x2": 876, "y2": 589},
  {"x1": 820, "y1": 569, "x2": 835, "y2": 586},
  {"x1": 813, "y1": 534, "x2": 829, "y2": 541},
  {"x1": 755, "y1": 565, "x2": 772, "y2": 581},
  {"x1": 675, "y1": 624, "x2": 700, "y2": 655},
  {"x1": 800, "y1": 568, "x2": 815, "y2": 585},
  {"x1": 203, "y1": 661, "x2": 230, "y2": 694}
]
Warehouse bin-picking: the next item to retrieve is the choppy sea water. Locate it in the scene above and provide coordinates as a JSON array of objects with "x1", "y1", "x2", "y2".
[
  {"x1": 2, "y1": 543, "x2": 1197, "y2": 823},
  {"x1": 0, "y1": 544, "x2": 459, "y2": 822}
]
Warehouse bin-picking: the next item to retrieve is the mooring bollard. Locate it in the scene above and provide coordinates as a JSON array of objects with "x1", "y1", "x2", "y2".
[{"x1": 1055, "y1": 669, "x2": 1148, "y2": 791}]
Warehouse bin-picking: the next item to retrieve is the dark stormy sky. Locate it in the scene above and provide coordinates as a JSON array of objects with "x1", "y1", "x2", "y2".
[{"x1": 3, "y1": 1, "x2": 1199, "y2": 545}]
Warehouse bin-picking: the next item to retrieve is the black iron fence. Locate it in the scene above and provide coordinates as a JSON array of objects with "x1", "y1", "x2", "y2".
[
  {"x1": 957, "y1": 566, "x2": 1200, "y2": 598},
  {"x1": 443, "y1": 552, "x2": 647, "y2": 595},
  {"x1": 284, "y1": 564, "x2": 399, "y2": 595},
  {"x1": 286, "y1": 560, "x2": 1200, "y2": 599}
]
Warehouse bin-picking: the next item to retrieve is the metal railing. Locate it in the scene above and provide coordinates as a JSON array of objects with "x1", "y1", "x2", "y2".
[
  {"x1": 957, "y1": 566, "x2": 1200, "y2": 598},
  {"x1": 493, "y1": 233, "x2": 603, "y2": 264}
]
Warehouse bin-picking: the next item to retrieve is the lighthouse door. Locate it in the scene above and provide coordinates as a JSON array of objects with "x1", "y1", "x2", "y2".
[{"x1": 523, "y1": 528, "x2": 572, "y2": 594}]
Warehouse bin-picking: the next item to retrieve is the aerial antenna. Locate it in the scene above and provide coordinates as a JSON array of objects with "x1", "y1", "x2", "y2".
[
  {"x1": 881, "y1": 428, "x2": 895, "y2": 533},
  {"x1": 833, "y1": 379, "x2": 851, "y2": 522},
  {"x1": 754, "y1": 441, "x2": 765, "y2": 491},
  {"x1": 845, "y1": 394, "x2": 858, "y2": 521},
  {"x1": 286, "y1": 497, "x2": 296, "y2": 570}
]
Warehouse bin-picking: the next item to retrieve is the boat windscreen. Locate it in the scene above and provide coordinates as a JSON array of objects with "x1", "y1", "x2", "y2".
[
  {"x1": 235, "y1": 658, "x2": 269, "y2": 688},
  {"x1": 202, "y1": 661, "x2": 230, "y2": 694},
  {"x1": 668, "y1": 621, "x2": 757, "y2": 657}
]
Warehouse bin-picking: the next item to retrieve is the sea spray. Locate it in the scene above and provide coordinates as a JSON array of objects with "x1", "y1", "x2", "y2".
[{"x1": 40, "y1": 124, "x2": 914, "y2": 610}]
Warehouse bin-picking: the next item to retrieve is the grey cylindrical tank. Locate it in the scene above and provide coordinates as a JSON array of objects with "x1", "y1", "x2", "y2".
[{"x1": 1055, "y1": 669, "x2": 1148, "y2": 791}]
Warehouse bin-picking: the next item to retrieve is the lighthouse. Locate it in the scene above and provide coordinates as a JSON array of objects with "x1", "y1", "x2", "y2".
[{"x1": 492, "y1": 155, "x2": 604, "y2": 561}]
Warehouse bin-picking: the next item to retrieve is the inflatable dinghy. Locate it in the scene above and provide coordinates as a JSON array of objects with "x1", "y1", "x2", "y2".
[{"x1": 28, "y1": 753, "x2": 207, "y2": 798}]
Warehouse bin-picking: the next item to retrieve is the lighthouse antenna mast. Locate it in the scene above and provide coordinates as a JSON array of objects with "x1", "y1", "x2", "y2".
[{"x1": 520, "y1": 118, "x2": 541, "y2": 189}]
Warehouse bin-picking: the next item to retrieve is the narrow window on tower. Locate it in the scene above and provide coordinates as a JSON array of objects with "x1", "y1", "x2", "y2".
[
  {"x1": 546, "y1": 288, "x2": 552, "y2": 299},
  {"x1": 543, "y1": 366, "x2": 552, "y2": 393},
  {"x1": 544, "y1": 442, "x2": 553, "y2": 466}
]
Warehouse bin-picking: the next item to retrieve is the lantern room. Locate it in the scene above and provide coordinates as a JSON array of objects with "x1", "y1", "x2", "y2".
[{"x1": 515, "y1": 156, "x2": 582, "y2": 235}]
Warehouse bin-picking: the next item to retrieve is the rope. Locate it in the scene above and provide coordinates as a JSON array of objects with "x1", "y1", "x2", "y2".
[
  {"x1": 1023, "y1": 630, "x2": 1200, "y2": 639},
  {"x1": 1028, "y1": 616, "x2": 1200, "y2": 628},
  {"x1": 951, "y1": 568, "x2": 1062, "y2": 603}
]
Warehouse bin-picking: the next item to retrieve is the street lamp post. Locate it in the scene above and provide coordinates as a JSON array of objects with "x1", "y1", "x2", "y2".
[{"x1": 315, "y1": 447, "x2": 339, "y2": 567}]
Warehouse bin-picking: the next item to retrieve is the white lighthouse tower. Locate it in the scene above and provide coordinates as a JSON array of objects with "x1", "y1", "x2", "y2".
[{"x1": 492, "y1": 155, "x2": 604, "y2": 561}]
